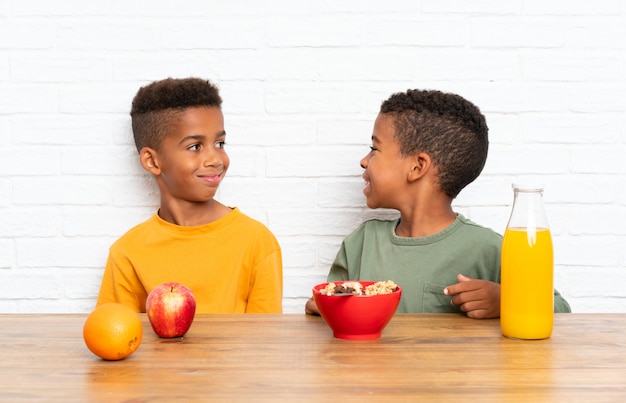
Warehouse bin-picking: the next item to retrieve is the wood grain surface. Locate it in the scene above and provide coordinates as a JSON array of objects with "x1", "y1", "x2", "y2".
[{"x1": 0, "y1": 313, "x2": 624, "y2": 401}]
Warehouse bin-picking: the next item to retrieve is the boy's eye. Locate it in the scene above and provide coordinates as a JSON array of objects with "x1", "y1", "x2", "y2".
[
  {"x1": 216, "y1": 141, "x2": 226, "y2": 149},
  {"x1": 188, "y1": 144, "x2": 201, "y2": 151},
  {"x1": 369, "y1": 146, "x2": 378, "y2": 152}
]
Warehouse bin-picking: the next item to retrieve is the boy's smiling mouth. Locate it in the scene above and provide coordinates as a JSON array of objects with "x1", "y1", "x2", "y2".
[
  {"x1": 362, "y1": 174, "x2": 371, "y2": 193},
  {"x1": 198, "y1": 171, "x2": 223, "y2": 184}
]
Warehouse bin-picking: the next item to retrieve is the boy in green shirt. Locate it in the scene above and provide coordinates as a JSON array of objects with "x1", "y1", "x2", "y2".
[{"x1": 306, "y1": 89, "x2": 570, "y2": 318}]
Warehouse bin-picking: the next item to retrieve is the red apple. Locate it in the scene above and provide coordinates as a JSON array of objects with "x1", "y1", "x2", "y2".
[{"x1": 146, "y1": 282, "x2": 196, "y2": 338}]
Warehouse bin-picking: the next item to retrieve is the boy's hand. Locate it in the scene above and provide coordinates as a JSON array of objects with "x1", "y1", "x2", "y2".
[
  {"x1": 444, "y1": 274, "x2": 500, "y2": 319},
  {"x1": 305, "y1": 297, "x2": 321, "y2": 316}
]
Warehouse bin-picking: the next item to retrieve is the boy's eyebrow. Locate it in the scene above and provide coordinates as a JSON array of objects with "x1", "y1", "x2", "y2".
[
  {"x1": 371, "y1": 135, "x2": 380, "y2": 144},
  {"x1": 179, "y1": 134, "x2": 205, "y2": 145},
  {"x1": 179, "y1": 131, "x2": 226, "y2": 144}
]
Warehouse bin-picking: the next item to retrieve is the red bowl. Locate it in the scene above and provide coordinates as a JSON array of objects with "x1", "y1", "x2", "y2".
[{"x1": 312, "y1": 281, "x2": 402, "y2": 340}]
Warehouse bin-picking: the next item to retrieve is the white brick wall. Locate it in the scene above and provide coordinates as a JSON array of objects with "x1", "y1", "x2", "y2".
[{"x1": 1, "y1": 0, "x2": 625, "y2": 313}]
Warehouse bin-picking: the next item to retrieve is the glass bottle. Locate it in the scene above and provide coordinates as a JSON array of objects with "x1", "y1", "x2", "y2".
[{"x1": 500, "y1": 183, "x2": 554, "y2": 339}]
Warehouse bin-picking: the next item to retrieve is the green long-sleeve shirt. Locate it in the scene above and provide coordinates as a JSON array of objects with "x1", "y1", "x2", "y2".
[{"x1": 328, "y1": 214, "x2": 571, "y2": 314}]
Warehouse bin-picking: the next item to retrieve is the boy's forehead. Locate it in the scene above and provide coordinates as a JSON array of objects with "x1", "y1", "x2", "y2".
[
  {"x1": 168, "y1": 106, "x2": 225, "y2": 135},
  {"x1": 372, "y1": 113, "x2": 396, "y2": 140}
]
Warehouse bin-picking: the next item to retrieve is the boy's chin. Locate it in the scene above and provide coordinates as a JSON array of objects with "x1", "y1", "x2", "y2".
[
  {"x1": 364, "y1": 199, "x2": 379, "y2": 209},
  {"x1": 365, "y1": 198, "x2": 397, "y2": 211}
]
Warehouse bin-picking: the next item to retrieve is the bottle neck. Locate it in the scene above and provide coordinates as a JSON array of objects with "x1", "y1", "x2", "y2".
[{"x1": 507, "y1": 189, "x2": 550, "y2": 230}]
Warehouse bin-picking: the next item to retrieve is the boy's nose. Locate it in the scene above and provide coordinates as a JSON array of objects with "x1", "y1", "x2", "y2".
[
  {"x1": 203, "y1": 149, "x2": 221, "y2": 167},
  {"x1": 360, "y1": 155, "x2": 368, "y2": 169}
]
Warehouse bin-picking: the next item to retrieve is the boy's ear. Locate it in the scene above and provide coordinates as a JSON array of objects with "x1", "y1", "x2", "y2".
[
  {"x1": 139, "y1": 147, "x2": 161, "y2": 175},
  {"x1": 407, "y1": 152, "x2": 431, "y2": 182}
]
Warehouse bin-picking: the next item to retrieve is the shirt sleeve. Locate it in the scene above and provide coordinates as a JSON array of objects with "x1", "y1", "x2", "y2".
[
  {"x1": 554, "y1": 289, "x2": 572, "y2": 313},
  {"x1": 327, "y1": 241, "x2": 350, "y2": 282},
  {"x1": 96, "y1": 251, "x2": 146, "y2": 312},
  {"x1": 245, "y1": 244, "x2": 283, "y2": 313}
]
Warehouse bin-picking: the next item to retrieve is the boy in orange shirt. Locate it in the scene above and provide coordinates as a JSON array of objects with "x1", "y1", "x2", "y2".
[{"x1": 97, "y1": 77, "x2": 283, "y2": 313}]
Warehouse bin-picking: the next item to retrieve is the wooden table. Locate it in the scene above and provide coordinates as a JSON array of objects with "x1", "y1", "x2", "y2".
[{"x1": 0, "y1": 313, "x2": 625, "y2": 401}]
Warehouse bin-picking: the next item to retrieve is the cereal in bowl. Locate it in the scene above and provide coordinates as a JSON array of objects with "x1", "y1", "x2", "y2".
[
  {"x1": 321, "y1": 281, "x2": 363, "y2": 295},
  {"x1": 365, "y1": 280, "x2": 398, "y2": 295},
  {"x1": 321, "y1": 280, "x2": 398, "y2": 296}
]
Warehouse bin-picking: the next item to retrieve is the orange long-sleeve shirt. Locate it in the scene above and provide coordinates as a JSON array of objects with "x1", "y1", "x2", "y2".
[{"x1": 97, "y1": 208, "x2": 283, "y2": 313}]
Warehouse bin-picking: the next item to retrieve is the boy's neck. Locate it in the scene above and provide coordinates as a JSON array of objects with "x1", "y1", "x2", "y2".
[
  {"x1": 395, "y1": 204, "x2": 456, "y2": 238},
  {"x1": 158, "y1": 199, "x2": 232, "y2": 226}
]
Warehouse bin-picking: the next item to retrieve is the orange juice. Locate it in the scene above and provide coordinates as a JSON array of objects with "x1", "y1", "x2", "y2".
[{"x1": 500, "y1": 227, "x2": 554, "y2": 339}]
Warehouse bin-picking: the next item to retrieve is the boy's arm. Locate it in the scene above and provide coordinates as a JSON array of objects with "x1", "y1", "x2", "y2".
[
  {"x1": 554, "y1": 289, "x2": 572, "y2": 313},
  {"x1": 444, "y1": 274, "x2": 500, "y2": 319},
  {"x1": 96, "y1": 253, "x2": 144, "y2": 312},
  {"x1": 305, "y1": 242, "x2": 350, "y2": 316},
  {"x1": 245, "y1": 248, "x2": 283, "y2": 313},
  {"x1": 445, "y1": 274, "x2": 572, "y2": 318},
  {"x1": 305, "y1": 298, "x2": 320, "y2": 315}
]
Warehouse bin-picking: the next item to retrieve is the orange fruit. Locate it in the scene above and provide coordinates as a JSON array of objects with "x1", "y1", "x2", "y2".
[{"x1": 83, "y1": 303, "x2": 143, "y2": 361}]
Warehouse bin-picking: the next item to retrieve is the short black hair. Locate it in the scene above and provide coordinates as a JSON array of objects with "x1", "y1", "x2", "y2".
[
  {"x1": 130, "y1": 77, "x2": 222, "y2": 152},
  {"x1": 380, "y1": 89, "x2": 489, "y2": 199}
]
